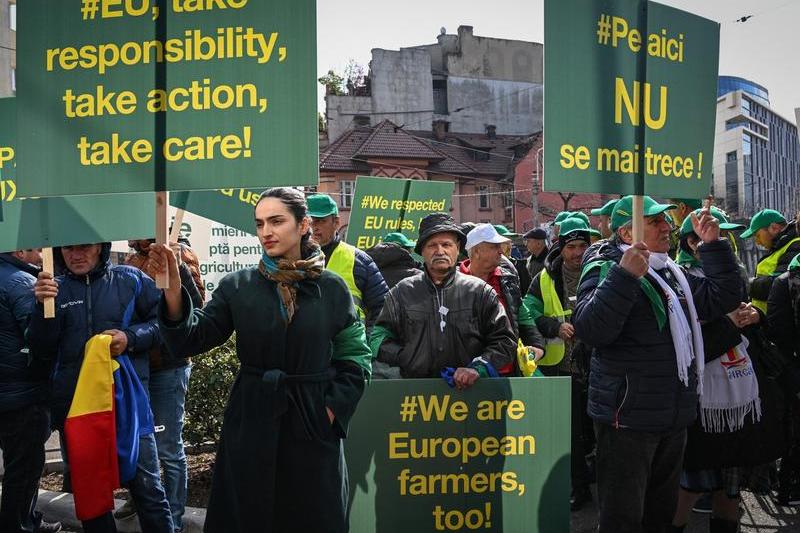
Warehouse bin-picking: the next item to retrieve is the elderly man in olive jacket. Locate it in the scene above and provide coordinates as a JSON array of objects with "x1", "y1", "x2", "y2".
[{"x1": 370, "y1": 213, "x2": 516, "y2": 388}]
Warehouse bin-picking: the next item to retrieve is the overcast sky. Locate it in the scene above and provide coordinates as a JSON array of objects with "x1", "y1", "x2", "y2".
[{"x1": 317, "y1": 0, "x2": 800, "y2": 122}]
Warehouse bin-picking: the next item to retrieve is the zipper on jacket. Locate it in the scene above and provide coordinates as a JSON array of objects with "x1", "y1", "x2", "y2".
[
  {"x1": 614, "y1": 375, "x2": 629, "y2": 429},
  {"x1": 86, "y1": 275, "x2": 93, "y2": 338}
]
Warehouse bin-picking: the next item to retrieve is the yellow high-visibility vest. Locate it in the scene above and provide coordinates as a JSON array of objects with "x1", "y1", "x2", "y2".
[
  {"x1": 327, "y1": 242, "x2": 365, "y2": 319},
  {"x1": 538, "y1": 270, "x2": 572, "y2": 367},
  {"x1": 753, "y1": 237, "x2": 800, "y2": 314}
]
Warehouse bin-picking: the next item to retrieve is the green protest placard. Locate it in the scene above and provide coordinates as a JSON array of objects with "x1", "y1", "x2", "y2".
[
  {"x1": 346, "y1": 177, "x2": 454, "y2": 250},
  {"x1": 0, "y1": 98, "x2": 155, "y2": 253},
  {"x1": 170, "y1": 188, "x2": 264, "y2": 235},
  {"x1": 18, "y1": 0, "x2": 317, "y2": 197},
  {"x1": 346, "y1": 378, "x2": 571, "y2": 533},
  {"x1": 544, "y1": 0, "x2": 719, "y2": 198}
]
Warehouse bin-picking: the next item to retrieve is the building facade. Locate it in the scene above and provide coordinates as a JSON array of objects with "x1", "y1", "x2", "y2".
[
  {"x1": 0, "y1": 0, "x2": 15, "y2": 97},
  {"x1": 318, "y1": 120, "x2": 533, "y2": 234},
  {"x1": 713, "y1": 76, "x2": 800, "y2": 220},
  {"x1": 325, "y1": 25, "x2": 543, "y2": 143}
]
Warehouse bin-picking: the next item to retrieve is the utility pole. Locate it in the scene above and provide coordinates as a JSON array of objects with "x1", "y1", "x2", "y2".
[{"x1": 532, "y1": 146, "x2": 543, "y2": 228}]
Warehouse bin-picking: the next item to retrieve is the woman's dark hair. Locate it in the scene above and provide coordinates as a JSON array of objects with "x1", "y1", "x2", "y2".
[
  {"x1": 678, "y1": 232, "x2": 697, "y2": 258},
  {"x1": 256, "y1": 187, "x2": 315, "y2": 256}
]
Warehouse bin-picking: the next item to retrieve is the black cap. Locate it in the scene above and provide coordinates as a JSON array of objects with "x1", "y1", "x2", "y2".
[
  {"x1": 415, "y1": 213, "x2": 466, "y2": 254},
  {"x1": 523, "y1": 228, "x2": 547, "y2": 240}
]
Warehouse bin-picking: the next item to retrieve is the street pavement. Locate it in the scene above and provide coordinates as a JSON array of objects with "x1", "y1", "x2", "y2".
[{"x1": 571, "y1": 486, "x2": 800, "y2": 532}]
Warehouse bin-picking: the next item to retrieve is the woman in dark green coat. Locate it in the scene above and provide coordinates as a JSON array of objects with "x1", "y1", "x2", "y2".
[{"x1": 149, "y1": 188, "x2": 372, "y2": 533}]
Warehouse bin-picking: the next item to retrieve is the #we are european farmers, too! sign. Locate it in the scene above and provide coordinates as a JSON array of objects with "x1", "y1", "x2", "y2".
[
  {"x1": 346, "y1": 177, "x2": 455, "y2": 250},
  {"x1": 544, "y1": 0, "x2": 720, "y2": 197},
  {"x1": 346, "y1": 378, "x2": 570, "y2": 533},
  {"x1": 17, "y1": 0, "x2": 317, "y2": 197}
]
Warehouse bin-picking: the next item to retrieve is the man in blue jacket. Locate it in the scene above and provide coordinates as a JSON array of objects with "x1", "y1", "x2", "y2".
[
  {"x1": 0, "y1": 249, "x2": 62, "y2": 533},
  {"x1": 307, "y1": 194, "x2": 388, "y2": 330},
  {"x1": 573, "y1": 197, "x2": 742, "y2": 533},
  {"x1": 29, "y1": 243, "x2": 173, "y2": 533}
]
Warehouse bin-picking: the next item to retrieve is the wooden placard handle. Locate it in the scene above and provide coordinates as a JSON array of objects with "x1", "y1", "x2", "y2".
[
  {"x1": 42, "y1": 248, "x2": 56, "y2": 319},
  {"x1": 155, "y1": 192, "x2": 169, "y2": 289},
  {"x1": 632, "y1": 195, "x2": 644, "y2": 243}
]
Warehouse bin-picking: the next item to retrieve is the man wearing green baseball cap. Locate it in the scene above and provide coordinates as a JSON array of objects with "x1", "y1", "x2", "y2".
[
  {"x1": 676, "y1": 207, "x2": 745, "y2": 269},
  {"x1": 573, "y1": 195, "x2": 742, "y2": 532},
  {"x1": 591, "y1": 199, "x2": 618, "y2": 239},
  {"x1": 741, "y1": 209, "x2": 800, "y2": 315},
  {"x1": 365, "y1": 233, "x2": 421, "y2": 290},
  {"x1": 382, "y1": 232, "x2": 416, "y2": 251},
  {"x1": 668, "y1": 198, "x2": 704, "y2": 229},
  {"x1": 307, "y1": 194, "x2": 388, "y2": 326},
  {"x1": 521, "y1": 216, "x2": 599, "y2": 511}
]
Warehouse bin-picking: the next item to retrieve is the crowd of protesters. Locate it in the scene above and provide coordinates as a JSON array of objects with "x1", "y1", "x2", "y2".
[{"x1": 1, "y1": 188, "x2": 800, "y2": 533}]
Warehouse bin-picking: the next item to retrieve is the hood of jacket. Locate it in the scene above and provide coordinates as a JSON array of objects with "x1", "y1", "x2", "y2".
[
  {"x1": 772, "y1": 222, "x2": 799, "y2": 253},
  {"x1": 367, "y1": 243, "x2": 417, "y2": 271},
  {"x1": 54, "y1": 242, "x2": 112, "y2": 281},
  {"x1": 0, "y1": 253, "x2": 40, "y2": 278}
]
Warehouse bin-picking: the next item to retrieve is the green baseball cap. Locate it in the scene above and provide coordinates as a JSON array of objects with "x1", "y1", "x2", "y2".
[
  {"x1": 740, "y1": 209, "x2": 787, "y2": 239},
  {"x1": 307, "y1": 194, "x2": 339, "y2": 218},
  {"x1": 383, "y1": 232, "x2": 416, "y2": 248},
  {"x1": 553, "y1": 211, "x2": 572, "y2": 225},
  {"x1": 555, "y1": 211, "x2": 590, "y2": 226},
  {"x1": 611, "y1": 196, "x2": 677, "y2": 231},
  {"x1": 590, "y1": 199, "x2": 618, "y2": 217},
  {"x1": 670, "y1": 198, "x2": 703, "y2": 210},
  {"x1": 558, "y1": 217, "x2": 601, "y2": 239},
  {"x1": 679, "y1": 206, "x2": 745, "y2": 236},
  {"x1": 493, "y1": 225, "x2": 520, "y2": 238}
]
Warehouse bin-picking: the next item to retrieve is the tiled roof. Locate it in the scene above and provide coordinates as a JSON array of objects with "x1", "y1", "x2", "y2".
[
  {"x1": 355, "y1": 121, "x2": 445, "y2": 160},
  {"x1": 320, "y1": 120, "x2": 538, "y2": 180}
]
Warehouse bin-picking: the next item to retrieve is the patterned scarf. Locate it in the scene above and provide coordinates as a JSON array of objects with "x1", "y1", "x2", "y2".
[{"x1": 258, "y1": 245, "x2": 325, "y2": 324}]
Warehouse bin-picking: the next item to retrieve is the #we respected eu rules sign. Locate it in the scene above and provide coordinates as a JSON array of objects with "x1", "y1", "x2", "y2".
[
  {"x1": 17, "y1": 0, "x2": 317, "y2": 197},
  {"x1": 544, "y1": 0, "x2": 720, "y2": 198}
]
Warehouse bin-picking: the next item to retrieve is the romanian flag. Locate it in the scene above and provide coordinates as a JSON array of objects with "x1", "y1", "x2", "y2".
[{"x1": 64, "y1": 335, "x2": 153, "y2": 520}]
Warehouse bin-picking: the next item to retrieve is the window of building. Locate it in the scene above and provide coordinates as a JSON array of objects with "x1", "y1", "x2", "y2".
[
  {"x1": 726, "y1": 151, "x2": 737, "y2": 163},
  {"x1": 472, "y1": 149, "x2": 490, "y2": 162},
  {"x1": 433, "y1": 79, "x2": 448, "y2": 115},
  {"x1": 9, "y1": 2, "x2": 15, "y2": 32},
  {"x1": 340, "y1": 180, "x2": 355, "y2": 209},
  {"x1": 741, "y1": 97, "x2": 751, "y2": 116},
  {"x1": 478, "y1": 185, "x2": 490, "y2": 209}
]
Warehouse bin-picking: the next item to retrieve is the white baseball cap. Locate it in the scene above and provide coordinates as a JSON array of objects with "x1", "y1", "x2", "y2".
[{"x1": 465, "y1": 223, "x2": 510, "y2": 251}]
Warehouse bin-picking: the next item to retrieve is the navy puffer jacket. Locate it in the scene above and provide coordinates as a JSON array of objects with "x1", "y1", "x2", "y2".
[
  {"x1": 0, "y1": 253, "x2": 47, "y2": 412},
  {"x1": 28, "y1": 244, "x2": 162, "y2": 428},
  {"x1": 573, "y1": 238, "x2": 742, "y2": 432}
]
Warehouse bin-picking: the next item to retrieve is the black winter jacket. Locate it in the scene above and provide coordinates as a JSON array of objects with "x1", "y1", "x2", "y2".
[
  {"x1": 375, "y1": 269, "x2": 516, "y2": 378},
  {"x1": 0, "y1": 254, "x2": 48, "y2": 412},
  {"x1": 496, "y1": 260, "x2": 544, "y2": 350},
  {"x1": 573, "y1": 238, "x2": 743, "y2": 432},
  {"x1": 751, "y1": 223, "x2": 800, "y2": 305},
  {"x1": 28, "y1": 244, "x2": 162, "y2": 428},
  {"x1": 366, "y1": 243, "x2": 421, "y2": 290},
  {"x1": 767, "y1": 268, "x2": 800, "y2": 360}
]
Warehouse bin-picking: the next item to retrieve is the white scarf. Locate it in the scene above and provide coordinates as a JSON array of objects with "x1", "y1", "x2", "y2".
[
  {"x1": 687, "y1": 267, "x2": 761, "y2": 432},
  {"x1": 619, "y1": 246, "x2": 704, "y2": 394}
]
